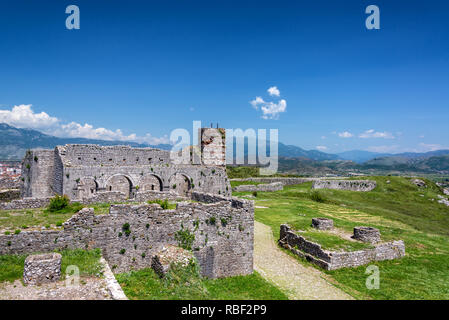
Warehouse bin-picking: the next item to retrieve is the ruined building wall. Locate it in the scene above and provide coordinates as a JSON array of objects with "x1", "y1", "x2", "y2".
[
  {"x1": 19, "y1": 128, "x2": 232, "y2": 201},
  {"x1": 21, "y1": 149, "x2": 58, "y2": 198},
  {"x1": 0, "y1": 193, "x2": 254, "y2": 279}
]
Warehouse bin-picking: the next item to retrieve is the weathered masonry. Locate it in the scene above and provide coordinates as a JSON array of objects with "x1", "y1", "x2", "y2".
[
  {"x1": 0, "y1": 192, "x2": 254, "y2": 278},
  {"x1": 279, "y1": 224, "x2": 405, "y2": 270},
  {"x1": 20, "y1": 128, "x2": 231, "y2": 200}
]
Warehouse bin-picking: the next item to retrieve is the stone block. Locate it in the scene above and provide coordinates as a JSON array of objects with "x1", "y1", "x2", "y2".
[
  {"x1": 23, "y1": 253, "x2": 62, "y2": 285},
  {"x1": 353, "y1": 226, "x2": 381, "y2": 244},
  {"x1": 311, "y1": 218, "x2": 334, "y2": 230}
]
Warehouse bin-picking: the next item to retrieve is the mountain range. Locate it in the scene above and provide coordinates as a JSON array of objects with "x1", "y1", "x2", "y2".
[{"x1": 1, "y1": 123, "x2": 448, "y2": 175}]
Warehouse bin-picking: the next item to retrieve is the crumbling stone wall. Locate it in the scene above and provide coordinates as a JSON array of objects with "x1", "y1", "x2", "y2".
[
  {"x1": 232, "y1": 182, "x2": 283, "y2": 192},
  {"x1": 231, "y1": 177, "x2": 320, "y2": 186},
  {"x1": 0, "y1": 189, "x2": 21, "y2": 202},
  {"x1": 0, "y1": 192, "x2": 254, "y2": 279},
  {"x1": 21, "y1": 143, "x2": 232, "y2": 201},
  {"x1": 279, "y1": 224, "x2": 405, "y2": 270},
  {"x1": 21, "y1": 149, "x2": 58, "y2": 198},
  {"x1": 0, "y1": 177, "x2": 20, "y2": 190},
  {"x1": 312, "y1": 180, "x2": 376, "y2": 192}
]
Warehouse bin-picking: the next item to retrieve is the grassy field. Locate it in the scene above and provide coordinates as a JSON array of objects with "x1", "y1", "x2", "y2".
[
  {"x1": 0, "y1": 200, "x2": 181, "y2": 233},
  {"x1": 116, "y1": 261, "x2": 288, "y2": 300},
  {"x1": 0, "y1": 202, "x2": 113, "y2": 232},
  {"x1": 233, "y1": 176, "x2": 449, "y2": 300},
  {"x1": 0, "y1": 248, "x2": 103, "y2": 283}
]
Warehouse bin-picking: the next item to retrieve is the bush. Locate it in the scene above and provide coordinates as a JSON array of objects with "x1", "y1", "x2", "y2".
[
  {"x1": 175, "y1": 227, "x2": 195, "y2": 251},
  {"x1": 310, "y1": 191, "x2": 325, "y2": 203},
  {"x1": 48, "y1": 195, "x2": 70, "y2": 212},
  {"x1": 148, "y1": 199, "x2": 169, "y2": 210},
  {"x1": 252, "y1": 191, "x2": 258, "y2": 197}
]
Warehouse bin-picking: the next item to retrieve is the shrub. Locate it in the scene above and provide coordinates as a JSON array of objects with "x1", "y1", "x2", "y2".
[
  {"x1": 14, "y1": 229, "x2": 21, "y2": 235},
  {"x1": 48, "y1": 195, "x2": 70, "y2": 212},
  {"x1": 209, "y1": 217, "x2": 216, "y2": 225},
  {"x1": 56, "y1": 221, "x2": 63, "y2": 227},
  {"x1": 175, "y1": 227, "x2": 195, "y2": 251},
  {"x1": 119, "y1": 249, "x2": 126, "y2": 255},
  {"x1": 122, "y1": 223, "x2": 131, "y2": 236},
  {"x1": 252, "y1": 191, "x2": 258, "y2": 197},
  {"x1": 147, "y1": 199, "x2": 169, "y2": 210},
  {"x1": 310, "y1": 191, "x2": 326, "y2": 203}
]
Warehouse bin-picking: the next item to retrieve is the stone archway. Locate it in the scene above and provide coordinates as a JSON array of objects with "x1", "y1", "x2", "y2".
[
  {"x1": 169, "y1": 173, "x2": 191, "y2": 196},
  {"x1": 140, "y1": 174, "x2": 163, "y2": 192},
  {"x1": 77, "y1": 177, "x2": 98, "y2": 199},
  {"x1": 106, "y1": 175, "x2": 132, "y2": 198}
]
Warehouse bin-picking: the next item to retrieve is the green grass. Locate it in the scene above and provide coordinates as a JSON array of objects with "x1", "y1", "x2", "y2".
[
  {"x1": 116, "y1": 261, "x2": 288, "y2": 300},
  {"x1": 0, "y1": 202, "x2": 116, "y2": 232},
  {"x1": 0, "y1": 248, "x2": 103, "y2": 283},
  {"x1": 233, "y1": 176, "x2": 449, "y2": 299}
]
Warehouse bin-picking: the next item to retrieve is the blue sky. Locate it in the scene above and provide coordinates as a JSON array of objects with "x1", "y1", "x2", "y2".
[{"x1": 0, "y1": 0, "x2": 448, "y2": 153}]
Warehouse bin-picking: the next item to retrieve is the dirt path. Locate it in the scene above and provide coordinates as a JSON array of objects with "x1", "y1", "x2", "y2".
[{"x1": 254, "y1": 221, "x2": 353, "y2": 300}]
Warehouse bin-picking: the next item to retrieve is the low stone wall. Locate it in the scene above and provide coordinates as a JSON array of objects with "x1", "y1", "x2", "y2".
[
  {"x1": 231, "y1": 177, "x2": 320, "y2": 186},
  {"x1": 279, "y1": 224, "x2": 405, "y2": 270},
  {"x1": 0, "y1": 189, "x2": 21, "y2": 202},
  {"x1": 135, "y1": 190, "x2": 187, "y2": 202},
  {"x1": 0, "y1": 190, "x2": 187, "y2": 211},
  {"x1": 0, "y1": 177, "x2": 20, "y2": 190},
  {"x1": 0, "y1": 192, "x2": 254, "y2": 279},
  {"x1": 233, "y1": 182, "x2": 283, "y2": 192},
  {"x1": 312, "y1": 180, "x2": 376, "y2": 192},
  {"x1": 0, "y1": 197, "x2": 52, "y2": 210},
  {"x1": 191, "y1": 191, "x2": 253, "y2": 209},
  {"x1": 77, "y1": 191, "x2": 127, "y2": 204}
]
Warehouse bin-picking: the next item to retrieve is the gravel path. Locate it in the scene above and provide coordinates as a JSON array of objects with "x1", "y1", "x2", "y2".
[{"x1": 254, "y1": 221, "x2": 353, "y2": 300}]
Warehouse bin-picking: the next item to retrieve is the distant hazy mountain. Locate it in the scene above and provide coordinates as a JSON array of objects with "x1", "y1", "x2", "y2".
[
  {"x1": 337, "y1": 150, "x2": 391, "y2": 163},
  {"x1": 0, "y1": 123, "x2": 171, "y2": 160},
  {"x1": 228, "y1": 137, "x2": 339, "y2": 161},
  {"x1": 1, "y1": 123, "x2": 448, "y2": 174},
  {"x1": 337, "y1": 149, "x2": 449, "y2": 163}
]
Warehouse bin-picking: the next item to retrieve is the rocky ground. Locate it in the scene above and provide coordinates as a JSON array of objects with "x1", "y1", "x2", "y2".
[{"x1": 0, "y1": 277, "x2": 112, "y2": 300}]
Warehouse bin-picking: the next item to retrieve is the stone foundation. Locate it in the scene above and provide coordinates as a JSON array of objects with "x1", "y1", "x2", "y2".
[
  {"x1": 312, "y1": 180, "x2": 376, "y2": 192},
  {"x1": 232, "y1": 182, "x2": 283, "y2": 192},
  {"x1": 353, "y1": 226, "x2": 381, "y2": 244},
  {"x1": 23, "y1": 253, "x2": 62, "y2": 285},
  {"x1": 279, "y1": 224, "x2": 405, "y2": 270},
  {"x1": 311, "y1": 218, "x2": 334, "y2": 230}
]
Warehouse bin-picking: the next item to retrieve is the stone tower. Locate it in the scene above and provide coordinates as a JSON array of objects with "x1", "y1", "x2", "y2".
[{"x1": 199, "y1": 128, "x2": 226, "y2": 166}]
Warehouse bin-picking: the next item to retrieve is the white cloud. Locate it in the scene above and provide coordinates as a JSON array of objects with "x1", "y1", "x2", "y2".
[
  {"x1": 359, "y1": 129, "x2": 394, "y2": 139},
  {"x1": 0, "y1": 104, "x2": 59, "y2": 129},
  {"x1": 321, "y1": 136, "x2": 326, "y2": 139},
  {"x1": 250, "y1": 87, "x2": 286, "y2": 120},
  {"x1": 250, "y1": 96, "x2": 265, "y2": 109},
  {"x1": 316, "y1": 146, "x2": 328, "y2": 151},
  {"x1": 0, "y1": 105, "x2": 169, "y2": 145},
  {"x1": 261, "y1": 99, "x2": 287, "y2": 120},
  {"x1": 338, "y1": 131, "x2": 353, "y2": 138},
  {"x1": 267, "y1": 86, "x2": 280, "y2": 97}
]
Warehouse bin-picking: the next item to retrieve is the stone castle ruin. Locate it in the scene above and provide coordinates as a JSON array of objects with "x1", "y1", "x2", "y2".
[
  {"x1": 20, "y1": 128, "x2": 230, "y2": 201},
  {"x1": 0, "y1": 128, "x2": 255, "y2": 279}
]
